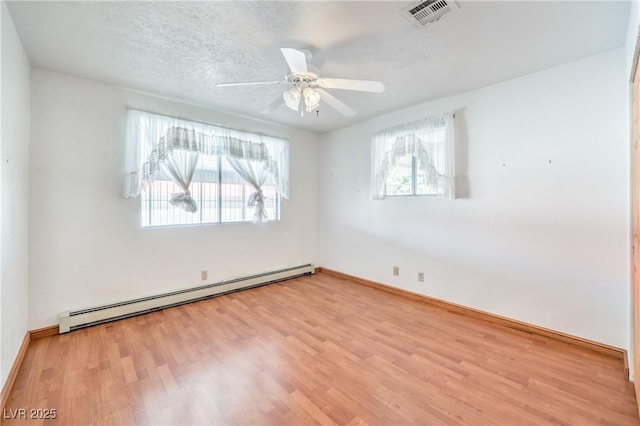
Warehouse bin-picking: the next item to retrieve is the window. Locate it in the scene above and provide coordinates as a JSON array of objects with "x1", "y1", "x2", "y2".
[
  {"x1": 371, "y1": 113, "x2": 455, "y2": 199},
  {"x1": 124, "y1": 110, "x2": 289, "y2": 227},
  {"x1": 141, "y1": 156, "x2": 279, "y2": 227}
]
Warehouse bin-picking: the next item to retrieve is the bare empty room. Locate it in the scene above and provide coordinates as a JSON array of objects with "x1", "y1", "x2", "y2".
[{"x1": 2, "y1": 0, "x2": 640, "y2": 424}]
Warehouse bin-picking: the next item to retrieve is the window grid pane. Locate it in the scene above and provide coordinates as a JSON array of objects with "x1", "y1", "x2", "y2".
[
  {"x1": 385, "y1": 154, "x2": 413, "y2": 196},
  {"x1": 384, "y1": 126, "x2": 447, "y2": 197},
  {"x1": 221, "y1": 158, "x2": 246, "y2": 222},
  {"x1": 141, "y1": 155, "x2": 279, "y2": 227}
]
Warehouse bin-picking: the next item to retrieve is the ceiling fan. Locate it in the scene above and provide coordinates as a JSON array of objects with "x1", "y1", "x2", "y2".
[{"x1": 216, "y1": 48, "x2": 385, "y2": 117}]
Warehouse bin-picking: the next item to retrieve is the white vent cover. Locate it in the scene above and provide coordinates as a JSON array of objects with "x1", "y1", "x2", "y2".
[{"x1": 403, "y1": 0, "x2": 458, "y2": 27}]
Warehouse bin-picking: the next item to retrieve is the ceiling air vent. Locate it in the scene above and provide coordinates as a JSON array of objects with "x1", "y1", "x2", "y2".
[{"x1": 403, "y1": 0, "x2": 458, "y2": 28}]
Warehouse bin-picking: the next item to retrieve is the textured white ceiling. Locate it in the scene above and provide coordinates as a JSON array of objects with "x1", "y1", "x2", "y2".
[{"x1": 6, "y1": 1, "x2": 630, "y2": 133}]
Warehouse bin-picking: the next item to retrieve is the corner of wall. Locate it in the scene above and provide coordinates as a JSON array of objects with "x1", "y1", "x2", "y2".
[{"x1": 1, "y1": 0, "x2": 31, "y2": 389}]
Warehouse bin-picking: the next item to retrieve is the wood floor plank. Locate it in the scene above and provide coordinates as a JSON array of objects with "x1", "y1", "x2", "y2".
[{"x1": 4, "y1": 273, "x2": 638, "y2": 425}]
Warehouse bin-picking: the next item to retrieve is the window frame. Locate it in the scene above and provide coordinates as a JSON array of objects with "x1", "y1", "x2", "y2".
[
  {"x1": 141, "y1": 154, "x2": 281, "y2": 228},
  {"x1": 371, "y1": 112, "x2": 455, "y2": 200},
  {"x1": 384, "y1": 154, "x2": 423, "y2": 198}
]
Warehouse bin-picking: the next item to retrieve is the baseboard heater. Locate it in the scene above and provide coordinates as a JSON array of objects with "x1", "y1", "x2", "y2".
[{"x1": 58, "y1": 264, "x2": 315, "y2": 333}]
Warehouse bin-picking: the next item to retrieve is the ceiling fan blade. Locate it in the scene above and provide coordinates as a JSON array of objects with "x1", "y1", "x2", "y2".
[
  {"x1": 315, "y1": 88, "x2": 356, "y2": 117},
  {"x1": 262, "y1": 96, "x2": 284, "y2": 114},
  {"x1": 280, "y1": 48, "x2": 308, "y2": 75},
  {"x1": 316, "y1": 78, "x2": 385, "y2": 93},
  {"x1": 216, "y1": 80, "x2": 283, "y2": 87}
]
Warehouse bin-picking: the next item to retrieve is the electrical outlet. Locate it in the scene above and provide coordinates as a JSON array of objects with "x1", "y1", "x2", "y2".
[
  {"x1": 393, "y1": 266, "x2": 399, "y2": 276},
  {"x1": 201, "y1": 270, "x2": 208, "y2": 281},
  {"x1": 418, "y1": 272, "x2": 424, "y2": 282}
]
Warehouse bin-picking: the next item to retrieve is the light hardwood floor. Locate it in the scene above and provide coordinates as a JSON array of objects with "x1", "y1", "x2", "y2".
[{"x1": 4, "y1": 273, "x2": 638, "y2": 425}]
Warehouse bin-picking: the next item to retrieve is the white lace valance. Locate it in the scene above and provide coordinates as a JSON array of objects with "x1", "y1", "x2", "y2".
[{"x1": 123, "y1": 109, "x2": 289, "y2": 199}]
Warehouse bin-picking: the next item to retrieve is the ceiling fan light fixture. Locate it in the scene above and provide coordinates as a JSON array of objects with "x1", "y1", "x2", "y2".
[
  {"x1": 283, "y1": 87, "x2": 301, "y2": 111},
  {"x1": 218, "y1": 48, "x2": 384, "y2": 118},
  {"x1": 303, "y1": 87, "x2": 321, "y2": 110}
]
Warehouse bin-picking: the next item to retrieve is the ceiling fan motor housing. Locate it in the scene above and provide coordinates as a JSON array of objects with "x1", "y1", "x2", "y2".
[{"x1": 288, "y1": 72, "x2": 318, "y2": 89}]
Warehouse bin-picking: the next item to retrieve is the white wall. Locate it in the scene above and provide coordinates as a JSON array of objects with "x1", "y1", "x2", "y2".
[
  {"x1": 1, "y1": 2, "x2": 30, "y2": 388},
  {"x1": 29, "y1": 69, "x2": 320, "y2": 328},
  {"x1": 319, "y1": 48, "x2": 629, "y2": 348}
]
